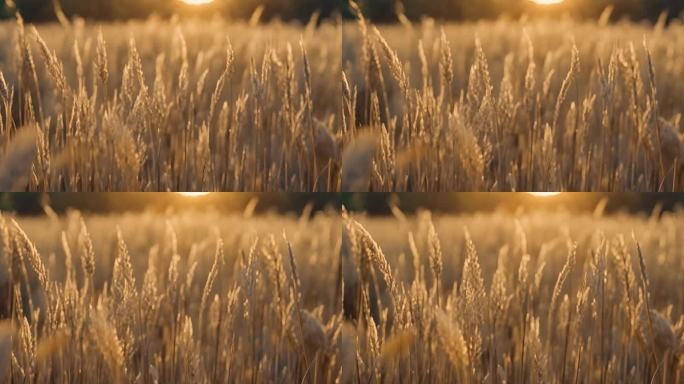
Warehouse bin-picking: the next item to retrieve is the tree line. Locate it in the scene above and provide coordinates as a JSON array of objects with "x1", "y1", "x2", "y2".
[
  {"x1": 0, "y1": 0, "x2": 339, "y2": 22},
  {"x1": 1, "y1": 193, "x2": 679, "y2": 216},
  {"x1": 355, "y1": 0, "x2": 682, "y2": 22},
  {"x1": 2, "y1": 0, "x2": 681, "y2": 22}
]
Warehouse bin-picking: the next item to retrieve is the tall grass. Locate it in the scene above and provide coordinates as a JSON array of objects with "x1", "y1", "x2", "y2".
[
  {"x1": 0, "y1": 205, "x2": 682, "y2": 382},
  {"x1": 4, "y1": 6, "x2": 684, "y2": 191},
  {"x1": 0, "y1": 13, "x2": 341, "y2": 191},
  {"x1": 343, "y1": 3, "x2": 684, "y2": 191},
  {"x1": 0, "y1": 208, "x2": 342, "y2": 382}
]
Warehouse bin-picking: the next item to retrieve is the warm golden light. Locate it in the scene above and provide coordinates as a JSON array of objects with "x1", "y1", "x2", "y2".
[
  {"x1": 528, "y1": 192, "x2": 562, "y2": 197},
  {"x1": 179, "y1": 0, "x2": 214, "y2": 5},
  {"x1": 177, "y1": 192, "x2": 211, "y2": 197},
  {"x1": 529, "y1": 0, "x2": 565, "y2": 4}
]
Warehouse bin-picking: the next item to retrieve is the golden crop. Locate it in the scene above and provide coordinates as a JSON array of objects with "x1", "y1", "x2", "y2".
[
  {"x1": 0, "y1": 206, "x2": 682, "y2": 382},
  {"x1": 343, "y1": 4, "x2": 684, "y2": 191},
  {"x1": 0, "y1": 14, "x2": 341, "y2": 191}
]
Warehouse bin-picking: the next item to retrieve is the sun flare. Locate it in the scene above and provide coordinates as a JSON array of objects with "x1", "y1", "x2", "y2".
[
  {"x1": 179, "y1": 0, "x2": 214, "y2": 5},
  {"x1": 529, "y1": 0, "x2": 565, "y2": 5},
  {"x1": 528, "y1": 192, "x2": 562, "y2": 197},
  {"x1": 177, "y1": 192, "x2": 211, "y2": 197}
]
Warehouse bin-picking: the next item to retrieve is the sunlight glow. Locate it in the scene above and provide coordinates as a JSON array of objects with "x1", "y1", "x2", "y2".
[
  {"x1": 528, "y1": 192, "x2": 562, "y2": 197},
  {"x1": 177, "y1": 192, "x2": 212, "y2": 197},
  {"x1": 180, "y1": 0, "x2": 215, "y2": 5},
  {"x1": 529, "y1": 0, "x2": 565, "y2": 5}
]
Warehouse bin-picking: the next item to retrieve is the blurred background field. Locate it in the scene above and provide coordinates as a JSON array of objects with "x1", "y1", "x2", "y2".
[
  {"x1": 0, "y1": 193, "x2": 683, "y2": 382},
  {"x1": 2, "y1": 0, "x2": 682, "y2": 23},
  {"x1": 349, "y1": 0, "x2": 682, "y2": 22},
  {"x1": 2, "y1": 192, "x2": 684, "y2": 215},
  {"x1": 0, "y1": 0, "x2": 339, "y2": 22}
]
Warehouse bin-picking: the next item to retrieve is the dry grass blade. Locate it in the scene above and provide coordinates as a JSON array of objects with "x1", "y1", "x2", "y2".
[
  {"x1": 381, "y1": 329, "x2": 415, "y2": 362},
  {"x1": 248, "y1": 5, "x2": 265, "y2": 27},
  {"x1": 0, "y1": 71, "x2": 8, "y2": 102},
  {"x1": 299, "y1": 309, "x2": 326, "y2": 359},
  {"x1": 435, "y1": 308, "x2": 469, "y2": 377},
  {"x1": 0, "y1": 321, "x2": 12, "y2": 382},
  {"x1": 427, "y1": 218, "x2": 442, "y2": 293},
  {"x1": 51, "y1": 0, "x2": 70, "y2": 28},
  {"x1": 11, "y1": 219, "x2": 48, "y2": 290},
  {"x1": 341, "y1": 133, "x2": 378, "y2": 192},
  {"x1": 199, "y1": 238, "x2": 223, "y2": 330},
  {"x1": 0, "y1": 126, "x2": 38, "y2": 191},
  {"x1": 90, "y1": 310, "x2": 125, "y2": 381}
]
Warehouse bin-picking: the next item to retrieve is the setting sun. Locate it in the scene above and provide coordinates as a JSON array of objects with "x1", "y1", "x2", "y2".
[
  {"x1": 179, "y1": 0, "x2": 214, "y2": 5},
  {"x1": 528, "y1": 192, "x2": 562, "y2": 197},
  {"x1": 529, "y1": 0, "x2": 565, "y2": 4},
  {"x1": 177, "y1": 192, "x2": 211, "y2": 197}
]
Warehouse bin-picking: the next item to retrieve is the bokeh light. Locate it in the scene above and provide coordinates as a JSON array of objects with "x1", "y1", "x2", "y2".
[
  {"x1": 180, "y1": 0, "x2": 214, "y2": 5},
  {"x1": 529, "y1": 0, "x2": 565, "y2": 5},
  {"x1": 528, "y1": 192, "x2": 563, "y2": 197}
]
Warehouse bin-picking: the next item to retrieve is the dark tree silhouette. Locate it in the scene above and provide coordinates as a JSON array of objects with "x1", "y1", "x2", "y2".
[
  {"x1": 2, "y1": 0, "x2": 681, "y2": 22},
  {"x1": 356, "y1": 0, "x2": 682, "y2": 22},
  {"x1": 1, "y1": 0, "x2": 339, "y2": 22}
]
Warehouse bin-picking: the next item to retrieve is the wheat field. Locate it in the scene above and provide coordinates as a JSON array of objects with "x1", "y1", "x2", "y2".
[
  {"x1": 0, "y1": 203, "x2": 682, "y2": 383},
  {"x1": 3, "y1": 5, "x2": 684, "y2": 192},
  {"x1": 0, "y1": 13, "x2": 341, "y2": 191},
  {"x1": 342, "y1": 4, "x2": 684, "y2": 191}
]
